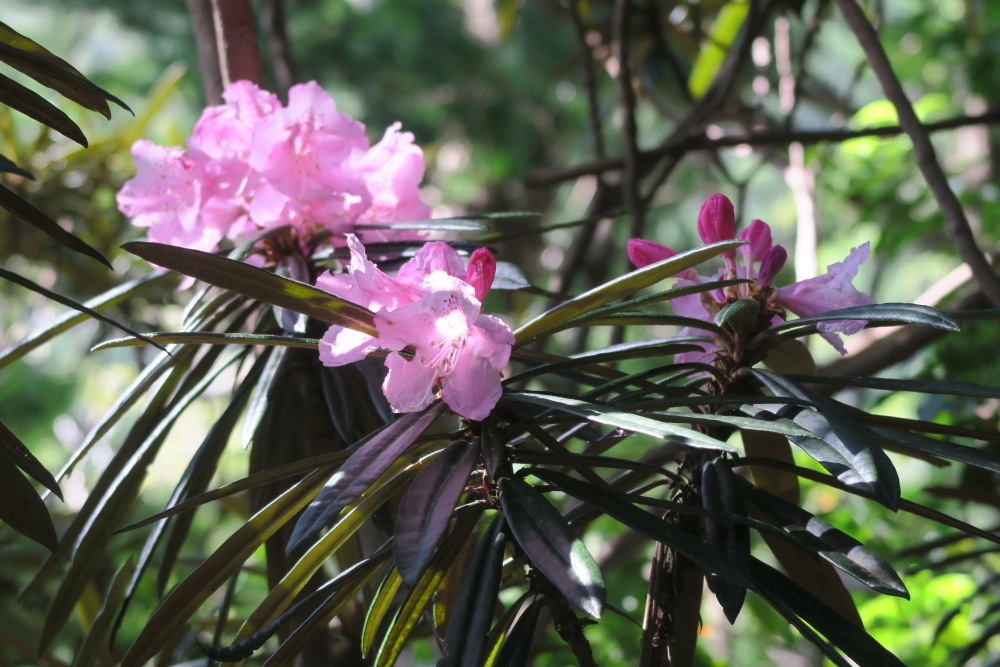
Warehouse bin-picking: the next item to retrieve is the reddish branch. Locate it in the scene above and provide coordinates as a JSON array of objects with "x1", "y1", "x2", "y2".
[{"x1": 833, "y1": 0, "x2": 1000, "y2": 306}]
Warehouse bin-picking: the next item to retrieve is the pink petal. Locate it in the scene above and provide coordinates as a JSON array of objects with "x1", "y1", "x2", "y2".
[
  {"x1": 627, "y1": 238, "x2": 677, "y2": 268},
  {"x1": 775, "y1": 243, "x2": 872, "y2": 348},
  {"x1": 439, "y1": 315, "x2": 514, "y2": 421},
  {"x1": 383, "y1": 352, "x2": 439, "y2": 413},
  {"x1": 395, "y1": 241, "x2": 466, "y2": 289},
  {"x1": 738, "y1": 219, "x2": 772, "y2": 264},
  {"x1": 318, "y1": 325, "x2": 379, "y2": 366}
]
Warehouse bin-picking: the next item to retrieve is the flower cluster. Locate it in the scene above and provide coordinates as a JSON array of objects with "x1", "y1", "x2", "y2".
[
  {"x1": 117, "y1": 81, "x2": 429, "y2": 258},
  {"x1": 629, "y1": 193, "x2": 871, "y2": 362},
  {"x1": 318, "y1": 235, "x2": 514, "y2": 421}
]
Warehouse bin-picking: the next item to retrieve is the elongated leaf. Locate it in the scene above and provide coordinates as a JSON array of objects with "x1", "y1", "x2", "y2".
[
  {"x1": 375, "y1": 510, "x2": 483, "y2": 667},
  {"x1": 0, "y1": 71, "x2": 87, "y2": 145},
  {"x1": 565, "y1": 279, "x2": 749, "y2": 323},
  {"x1": 748, "y1": 559, "x2": 906, "y2": 666},
  {"x1": 0, "y1": 419, "x2": 60, "y2": 498},
  {"x1": 0, "y1": 20, "x2": 128, "y2": 116},
  {"x1": 701, "y1": 460, "x2": 749, "y2": 623},
  {"x1": 71, "y1": 558, "x2": 134, "y2": 667},
  {"x1": 0, "y1": 153, "x2": 32, "y2": 178},
  {"x1": 287, "y1": 405, "x2": 444, "y2": 554},
  {"x1": 872, "y1": 426, "x2": 1000, "y2": 474},
  {"x1": 499, "y1": 476, "x2": 605, "y2": 618},
  {"x1": 395, "y1": 440, "x2": 479, "y2": 584},
  {"x1": 770, "y1": 302, "x2": 959, "y2": 333},
  {"x1": 741, "y1": 482, "x2": 907, "y2": 597},
  {"x1": 441, "y1": 516, "x2": 508, "y2": 667},
  {"x1": 122, "y1": 241, "x2": 377, "y2": 334},
  {"x1": 242, "y1": 346, "x2": 286, "y2": 449},
  {"x1": 751, "y1": 370, "x2": 900, "y2": 510},
  {"x1": 0, "y1": 185, "x2": 111, "y2": 267},
  {"x1": 529, "y1": 468, "x2": 751, "y2": 587},
  {"x1": 0, "y1": 270, "x2": 171, "y2": 371},
  {"x1": 0, "y1": 453, "x2": 56, "y2": 550},
  {"x1": 93, "y1": 331, "x2": 319, "y2": 351},
  {"x1": 502, "y1": 392, "x2": 736, "y2": 451},
  {"x1": 0, "y1": 266, "x2": 164, "y2": 351},
  {"x1": 362, "y1": 569, "x2": 404, "y2": 657},
  {"x1": 788, "y1": 374, "x2": 1000, "y2": 399},
  {"x1": 492, "y1": 597, "x2": 545, "y2": 667},
  {"x1": 120, "y1": 468, "x2": 335, "y2": 667},
  {"x1": 514, "y1": 240, "x2": 742, "y2": 345}
]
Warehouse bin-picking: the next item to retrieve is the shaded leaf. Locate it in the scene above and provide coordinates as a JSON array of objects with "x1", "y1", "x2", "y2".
[
  {"x1": 788, "y1": 373, "x2": 1000, "y2": 399},
  {"x1": 287, "y1": 405, "x2": 444, "y2": 554},
  {"x1": 0, "y1": 453, "x2": 56, "y2": 550},
  {"x1": 701, "y1": 460, "x2": 749, "y2": 623},
  {"x1": 0, "y1": 184, "x2": 110, "y2": 268},
  {"x1": 0, "y1": 153, "x2": 32, "y2": 178},
  {"x1": 120, "y1": 468, "x2": 335, "y2": 667},
  {"x1": 122, "y1": 241, "x2": 377, "y2": 334},
  {"x1": 770, "y1": 302, "x2": 959, "y2": 333},
  {"x1": 502, "y1": 392, "x2": 736, "y2": 451},
  {"x1": 71, "y1": 558, "x2": 134, "y2": 667},
  {"x1": 492, "y1": 597, "x2": 545, "y2": 667},
  {"x1": 0, "y1": 419, "x2": 60, "y2": 499},
  {"x1": 0, "y1": 71, "x2": 87, "y2": 145},
  {"x1": 499, "y1": 476, "x2": 605, "y2": 619},
  {"x1": 93, "y1": 331, "x2": 320, "y2": 351},
  {"x1": 394, "y1": 439, "x2": 479, "y2": 584}
]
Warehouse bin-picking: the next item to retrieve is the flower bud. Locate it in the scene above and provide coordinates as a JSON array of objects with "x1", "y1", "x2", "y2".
[
  {"x1": 738, "y1": 219, "x2": 772, "y2": 263},
  {"x1": 627, "y1": 238, "x2": 677, "y2": 268},
  {"x1": 757, "y1": 245, "x2": 787, "y2": 287},
  {"x1": 466, "y1": 247, "x2": 497, "y2": 302},
  {"x1": 697, "y1": 194, "x2": 736, "y2": 253}
]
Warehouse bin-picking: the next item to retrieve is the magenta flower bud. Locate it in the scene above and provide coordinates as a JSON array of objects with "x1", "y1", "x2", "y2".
[
  {"x1": 738, "y1": 219, "x2": 772, "y2": 263},
  {"x1": 466, "y1": 247, "x2": 497, "y2": 302},
  {"x1": 757, "y1": 244, "x2": 787, "y2": 287},
  {"x1": 697, "y1": 194, "x2": 736, "y2": 252},
  {"x1": 627, "y1": 238, "x2": 677, "y2": 268}
]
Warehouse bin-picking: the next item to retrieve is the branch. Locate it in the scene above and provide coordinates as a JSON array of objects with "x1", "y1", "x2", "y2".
[
  {"x1": 525, "y1": 109, "x2": 1000, "y2": 188},
  {"x1": 613, "y1": 0, "x2": 644, "y2": 239},
  {"x1": 211, "y1": 0, "x2": 263, "y2": 88},
  {"x1": 185, "y1": 0, "x2": 224, "y2": 103},
  {"x1": 833, "y1": 0, "x2": 1000, "y2": 307}
]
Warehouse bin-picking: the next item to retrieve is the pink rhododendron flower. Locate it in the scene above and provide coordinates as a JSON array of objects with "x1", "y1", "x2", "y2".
[
  {"x1": 318, "y1": 235, "x2": 514, "y2": 421},
  {"x1": 629, "y1": 194, "x2": 872, "y2": 362},
  {"x1": 117, "y1": 81, "x2": 429, "y2": 260}
]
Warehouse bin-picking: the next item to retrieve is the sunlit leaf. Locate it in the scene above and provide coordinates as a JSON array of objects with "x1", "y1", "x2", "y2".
[{"x1": 499, "y1": 476, "x2": 605, "y2": 619}]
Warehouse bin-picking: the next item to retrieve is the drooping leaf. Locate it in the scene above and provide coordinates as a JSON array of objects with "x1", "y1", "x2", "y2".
[
  {"x1": 513, "y1": 240, "x2": 743, "y2": 345},
  {"x1": 498, "y1": 476, "x2": 605, "y2": 619},
  {"x1": 748, "y1": 559, "x2": 906, "y2": 667},
  {"x1": 0, "y1": 266, "x2": 164, "y2": 351},
  {"x1": 492, "y1": 597, "x2": 545, "y2": 667},
  {"x1": 750, "y1": 370, "x2": 900, "y2": 510},
  {"x1": 528, "y1": 468, "x2": 752, "y2": 587},
  {"x1": 787, "y1": 373, "x2": 1000, "y2": 399},
  {"x1": 0, "y1": 153, "x2": 32, "y2": 178},
  {"x1": 0, "y1": 419, "x2": 60, "y2": 499},
  {"x1": 0, "y1": 452, "x2": 57, "y2": 550},
  {"x1": 362, "y1": 569, "x2": 404, "y2": 657},
  {"x1": 741, "y1": 482, "x2": 908, "y2": 597},
  {"x1": 394, "y1": 439, "x2": 479, "y2": 584},
  {"x1": 71, "y1": 558, "x2": 135, "y2": 667},
  {"x1": 701, "y1": 460, "x2": 749, "y2": 623},
  {"x1": 502, "y1": 392, "x2": 737, "y2": 451},
  {"x1": 0, "y1": 20, "x2": 129, "y2": 117},
  {"x1": 287, "y1": 405, "x2": 444, "y2": 554},
  {"x1": 440, "y1": 515, "x2": 508, "y2": 667},
  {"x1": 122, "y1": 241, "x2": 377, "y2": 334},
  {"x1": 0, "y1": 72, "x2": 87, "y2": 145}
]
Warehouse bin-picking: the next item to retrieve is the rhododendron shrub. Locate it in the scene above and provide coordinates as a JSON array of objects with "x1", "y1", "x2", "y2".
[{"x1": 116, "y1": 80, "x2": 429, "y2": 261}]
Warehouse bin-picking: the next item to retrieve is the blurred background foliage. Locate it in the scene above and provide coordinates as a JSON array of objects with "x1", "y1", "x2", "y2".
[{"x1": 3, "y1": 0, "x2": 1000, "y2": 664}]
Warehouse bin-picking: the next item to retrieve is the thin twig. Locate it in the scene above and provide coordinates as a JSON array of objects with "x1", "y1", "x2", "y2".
[
  {"x1": 260, "y1": 0, "x2": 298, "y2": 100},
  {"x1": 613, "y1": 0, "x2": 644, "y2": 240},
  {"x1": 568, "y1": 0, "x2": 606, "y2": 160},
  {"x1": 833, "y1": 0, "x2": 1000, "y2": 306},
  {"x1": 525, "y1": 108, "x2": 1000, "y2": 188}
]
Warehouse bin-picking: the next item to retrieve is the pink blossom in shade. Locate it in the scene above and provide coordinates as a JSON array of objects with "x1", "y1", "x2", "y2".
[
  {"x1": 775, "y1": 243, "x2": 873, "y2": 353},
  {"x1": 697, "y1": 193, "x2": 737, "y2": 262},
  {"x1": 627, "y1": 238, "x2": 678, "y2": 269},
  {"x1": 317, "y1": 236, "x2": 515, "y2": 421},
  {"x1": 738, "y1": 219, "x2": 772, "y2": 264},
  {"x1": 466, "y1": 248, "x2": 497, "y2": 302}
]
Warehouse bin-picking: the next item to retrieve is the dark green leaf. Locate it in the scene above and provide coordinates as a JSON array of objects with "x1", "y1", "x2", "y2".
[
  {"x1": 701, "y1": 460, "x2": 749, "y2": 623},
  {"x1": 0, "y1": 419, "x2": 60, "y2": 499},
  {"x1": 492, "y1": 597, "x2": 544, "y2": 667},
  {"x1": 122, "y1": 241, "x2": 377, "y2": 335},
  {"x1": 514, "y1": 239, "x2": 742, "y2": 345},
  {"x1": 528, "y1": 468, "x2": 751, "y2": 588},
  {"x1": 92, "y1": 331, "x2": 320, "y2": 351},
  {"x1": 287, "y1": 405, "x2": 444, "y2": 554},
  {"x1": 71, "y1": 558, "x2": 134, "y2": 667},
  {"x1": 770, "y1": 302, "x2": 959, "y2": 333},
  {"x1": 0, "y1": 153, "x2": 32, "y2": 178},
  {"x1": 498, "y1": 476, "x2": 605, "y2": 618},
  {"x1": 0, "y1": 71, "x2": 87, "y2": 145},
  {"x1": 394, "y1": 439, "x2": 479, "y2": 584},
  {"x1": 741, "y1": 482, "x2": 908, "y2": 597},
  {"x1": 502, "y1": 392, "x2": 737, "y2": 451},
  {"x1": 787, "y1": 374, "x2": 1000, "y2": 399},
  {"x1": 0, "y1": 266, "x2": 165, "y2": 352},
  {"x1": 0, "y1": 184, "x2": 111, "y2": 267},
  {"x1": 0, "y1": 453, "x2": 56, "y2": 550},
  {"x1": 750, "y1": 370, "x2": 900, "y2": 510}
]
